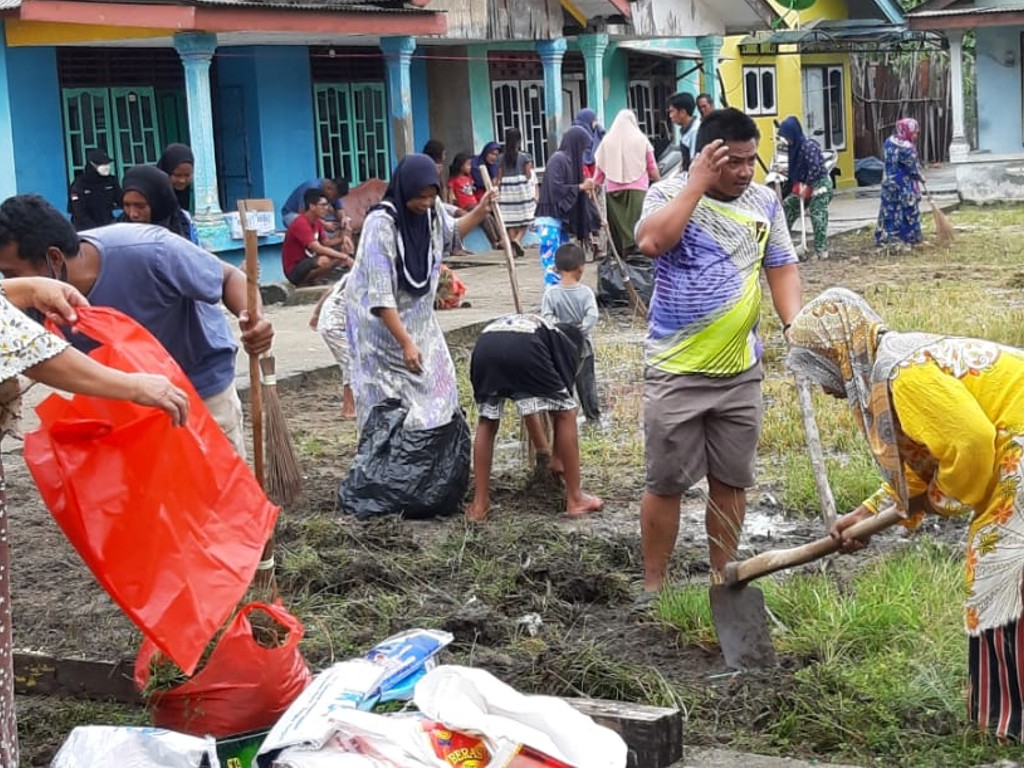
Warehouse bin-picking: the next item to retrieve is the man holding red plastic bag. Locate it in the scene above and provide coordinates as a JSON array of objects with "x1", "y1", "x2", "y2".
[
  {"x1": 0, "y1": 196, "x2": 286, "y2": 715},
  {"x1": 0, "y1": 195, "x2": 273, "y2": 455},
  {"x1": 0, "y1": 274, "x2": 190, "y2": 768}
]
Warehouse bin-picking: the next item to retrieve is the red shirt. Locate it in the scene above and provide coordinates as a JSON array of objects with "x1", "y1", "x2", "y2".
[
  {"x1": 449, "y1": 174, "x2": 477, "y2": 209},
  {"x1": 282, "y1": 215, "x2": 326, "y2": 276}
]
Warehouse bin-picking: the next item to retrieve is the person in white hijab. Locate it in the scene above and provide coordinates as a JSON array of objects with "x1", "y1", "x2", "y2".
[{"x1": 593, "y1": 110, "x2": 660, "y2": 256}]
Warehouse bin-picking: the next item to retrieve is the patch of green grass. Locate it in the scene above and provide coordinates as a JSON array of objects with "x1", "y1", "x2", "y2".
[
  {"x1": 776, "y1": 449, "x2": 883, "y2": 517},
  {"x1": 656, "y1": 543, "x2": 1022, "y2": 766}
]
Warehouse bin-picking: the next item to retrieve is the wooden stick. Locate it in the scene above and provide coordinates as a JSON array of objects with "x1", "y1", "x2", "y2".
[
  {"x1": 237, "y1": 201, "x2": 275, "y2": 594},
  {"x1": 794, "y1": 376, "x2": 837, "y2": 530},
  {"x1": 239, "y1": 208, "x2": 264, "y2": 489},
  {"x1": 724, "y1": 506, "x2": 902, "y2": 586},
  {"x1": 587, "y1": 189, "x2": 647, "y2": 317},
  {"x1": 480, "y1": 172, "x2": 522, "y2": 314}
]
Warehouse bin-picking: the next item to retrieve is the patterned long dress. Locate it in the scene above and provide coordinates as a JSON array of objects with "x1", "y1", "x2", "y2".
[
  {"x1": 0, "y1": 297, "x2": 69, "y2": 766},
  {"x1": 875, "y1": 136, "x2": 922, "y2": 246},
  {"x1": 788, "y1": 288, "x2": 1024, "y2": 742},
  {"x1": 345, "y1": 200, "x2": 460, "y2": 432},
  {"x1": 858, "y1": 338, "x2": 1024, "y2": 740}
]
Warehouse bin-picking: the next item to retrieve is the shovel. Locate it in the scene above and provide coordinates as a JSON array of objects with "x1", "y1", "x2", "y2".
[{"x1": 709, "y1": 505, "x2": 903, "y2": 669}]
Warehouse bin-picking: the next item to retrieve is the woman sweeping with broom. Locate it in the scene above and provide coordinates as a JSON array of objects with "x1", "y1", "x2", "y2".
[
  {"x1": 788, "y1": 287, "x2": 1024, "y2": 742},
  {"x1": 876, "y1": 118, "x2": 924, "y2": 249}
]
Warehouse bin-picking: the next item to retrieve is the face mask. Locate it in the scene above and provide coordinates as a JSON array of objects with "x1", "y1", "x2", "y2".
[{"x1": 94, "y1": 164, "x2": 112, "y2": 177}]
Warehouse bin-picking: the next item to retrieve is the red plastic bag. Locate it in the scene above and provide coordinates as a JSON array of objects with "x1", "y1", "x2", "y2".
[
  {"x1": 134, "y1": 602, "x2": 312, "y2": 737},
  {"x1": 23, "y1": 307, "x2": 278, "y2": 675}
]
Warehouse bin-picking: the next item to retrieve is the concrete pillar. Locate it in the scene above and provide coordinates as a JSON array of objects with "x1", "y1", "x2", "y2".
[
  {"x1": 537, "y1": 37, "x2": 567, "y2": 160},
  {"x1": 947, "y1": 29, "x2": 969, "y2": 162},
  {"x1": 380, "y1": 36, "x2": 416, "y2": 166},
  {"x1": 697, "y1": 35, "x2": 723, "y2": 106},
  {"x1": 173, "y1": 32, "x2": 224, "y2": 228},
  {"x1": 578, "y1": 33, "x2": 609, "y2": 126}
]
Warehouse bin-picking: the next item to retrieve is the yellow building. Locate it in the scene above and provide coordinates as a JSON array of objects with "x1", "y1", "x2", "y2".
[{"x1": 717, "y1": 0, "x2": 908, "y2": 188}]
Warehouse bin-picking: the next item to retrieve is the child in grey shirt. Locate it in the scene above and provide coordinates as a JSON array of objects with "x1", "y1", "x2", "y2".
[{"x1": 541, "y1": 243, "x2": 600, "y2": 421}]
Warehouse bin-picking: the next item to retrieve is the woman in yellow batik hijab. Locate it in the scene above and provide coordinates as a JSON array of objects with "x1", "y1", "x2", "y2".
[{"x1": 788, "y1": 287, "x2": 1024, "y2": 742}]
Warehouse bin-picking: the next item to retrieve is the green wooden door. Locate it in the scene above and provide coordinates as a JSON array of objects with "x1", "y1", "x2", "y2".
[{"x1": 62, "y1": 87, "x2": 163, "y2": 182}]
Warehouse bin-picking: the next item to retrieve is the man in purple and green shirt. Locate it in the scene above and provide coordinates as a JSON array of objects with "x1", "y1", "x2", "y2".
[{"x1": 635, "y1": 108, "x2": 803, "y2": 593}]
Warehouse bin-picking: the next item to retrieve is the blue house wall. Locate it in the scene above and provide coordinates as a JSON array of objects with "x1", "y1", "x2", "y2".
[
  {"x1": 215, "y1": 45, "x2": 317, "y2": 213},
  {"x1": 2, "y1": 37, "x2": 65, "y2": 209},
  {"x1": 975, "y1": 26, "x2": 1024, "y2": 154}
]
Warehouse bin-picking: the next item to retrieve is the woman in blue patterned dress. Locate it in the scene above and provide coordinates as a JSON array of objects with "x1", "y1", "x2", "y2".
[{"x1": 875, "y1": 118, "x2": 923, "y2": 247}]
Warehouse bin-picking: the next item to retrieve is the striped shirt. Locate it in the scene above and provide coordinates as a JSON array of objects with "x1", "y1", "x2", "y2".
[{"x1": 638, "y1": 177, "x2": 797, "y2": 376}]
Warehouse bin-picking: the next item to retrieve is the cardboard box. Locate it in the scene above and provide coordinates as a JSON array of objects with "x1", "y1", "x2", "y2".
[{"x1": 227, "y1": 198, "x2": 277, "y2": 239}]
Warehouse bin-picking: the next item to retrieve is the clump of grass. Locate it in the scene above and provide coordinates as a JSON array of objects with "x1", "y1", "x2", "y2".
[{"x1": 777, "y1": 449, "x2": 882, "y2": 517}]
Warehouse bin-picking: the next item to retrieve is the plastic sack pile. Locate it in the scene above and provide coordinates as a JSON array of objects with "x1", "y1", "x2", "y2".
[{"x1": 54, "y1": 628, "x2": 629, "y2": 768}]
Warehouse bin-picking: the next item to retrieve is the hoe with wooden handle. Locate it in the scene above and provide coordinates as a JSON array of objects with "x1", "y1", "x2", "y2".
[{"x1": 708, "y1": 375, "x2": 900, "y2": 670}]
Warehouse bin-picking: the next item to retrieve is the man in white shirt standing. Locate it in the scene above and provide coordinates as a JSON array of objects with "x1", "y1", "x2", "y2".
[{"x1": 668, "y1": 92, "x2": 701, "y2": 172}]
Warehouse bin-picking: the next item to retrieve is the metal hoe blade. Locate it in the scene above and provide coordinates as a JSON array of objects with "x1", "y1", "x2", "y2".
[{"x1": 709, "y1": 584, "x2": 777, "y2": 669}]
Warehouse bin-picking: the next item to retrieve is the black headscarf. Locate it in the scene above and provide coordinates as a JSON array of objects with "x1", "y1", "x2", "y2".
[
  {"x1": 121, "y1": 165, "x2": 191, "y2": 240},
  {"x1": 470, "y1": 141, "x2": 500, "y2": 194},
  {"x1": 156, "y1": 143, "x2": 195, "y2": 210},
  {"x1": 536, "y1": 126, "x2": 595, "y2": 238},
  {"x1": 372, "y1": 154, "x2": 441, "y2": 297}
]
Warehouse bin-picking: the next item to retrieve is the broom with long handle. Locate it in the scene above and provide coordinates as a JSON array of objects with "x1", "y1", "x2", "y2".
[
  {"x1": 921, "y1": 181, "x2": 955, "y2": 247},
  {"x1": 238, "y1": 203, "x2": 303, "y2": 596}
]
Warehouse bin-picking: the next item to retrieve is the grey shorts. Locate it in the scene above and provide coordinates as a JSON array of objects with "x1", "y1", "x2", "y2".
[
  {"x1": 643, "y1": 364, "x2": 763, "y2": 495},
  {"x1": 478, "y1": 392, "x2": 577, "y2": 421}
]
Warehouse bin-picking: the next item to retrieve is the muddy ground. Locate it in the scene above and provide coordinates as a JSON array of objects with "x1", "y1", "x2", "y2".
[{"x1": 5, "y1": 232, "x2": 972, "y2": 764}]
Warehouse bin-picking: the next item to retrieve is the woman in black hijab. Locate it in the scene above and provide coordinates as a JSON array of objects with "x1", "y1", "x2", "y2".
[
  {"x1": 156, "y1": 144, "x2": 195, "y2": 212},
  {"x1": 344, "y1": 154, "x2": 495, "y2": 433},
  {"x1": 68, "y1": 149, "x2": 121, "y2": 231},
  {"x1": 534, "y1": 126, "x2": 599, "y2": 286},
  {"x1": 120, "y1": 165, "x2": 199, "y2": 244}
]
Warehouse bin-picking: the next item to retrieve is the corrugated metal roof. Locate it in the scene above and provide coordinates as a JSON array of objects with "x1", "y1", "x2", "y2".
[{"x1": 0, "y1": 0, "x2": 22, "y2": 9}]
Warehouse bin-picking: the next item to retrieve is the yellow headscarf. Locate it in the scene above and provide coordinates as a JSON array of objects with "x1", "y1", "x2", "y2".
[{"x1": 786, "y1": 288, "x2": 942, "y2": 509}]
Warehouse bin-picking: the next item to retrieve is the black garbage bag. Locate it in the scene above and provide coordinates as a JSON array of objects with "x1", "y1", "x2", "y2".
[
  {"x1": 338, "y1": 400, "x2": 471, "y2": 520},
  {"x1": 597, "y1": 255, "x2": 655, "y2": 308}
]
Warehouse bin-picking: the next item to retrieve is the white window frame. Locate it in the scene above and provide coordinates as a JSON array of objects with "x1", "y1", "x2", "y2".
[{"x1": 742, "y1": 65, "x2": 778, "y2": 117}]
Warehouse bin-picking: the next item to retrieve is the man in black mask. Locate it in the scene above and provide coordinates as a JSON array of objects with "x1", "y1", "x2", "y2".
[{"x1": 68, "y1": 149, "x2": 121, "y2": 231}]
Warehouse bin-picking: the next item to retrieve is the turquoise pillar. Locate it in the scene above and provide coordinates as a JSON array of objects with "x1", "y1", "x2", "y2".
[
  {"x1": 697, "y1": 36, "x2": 723, "y2": 106},
  {"x1": 380, "y1": 36, "x2": 416, "y2": 166},
  {"x1": 0, "y1": 27, "x2": 18, "y2": 202},
  {"x1": 537, "y1": 38, "x2": 567, "y2": 159},
  {"x1": 604, "y1": 43, "x2": 628, "y2": 122},
  {"x1": 174, "y1": 32, "x2": 225, "y2": 233},
  {"x1": 468, "y1": 44, "x2": 493, "y2": 152},
  {"x1": 578, "y1": 33, "x2": 608, "y2": 126}
]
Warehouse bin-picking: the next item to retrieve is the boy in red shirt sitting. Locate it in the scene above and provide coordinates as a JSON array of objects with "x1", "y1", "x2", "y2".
[{"x1": 281, "y1": 187, "x2": 352, "y2": 287}]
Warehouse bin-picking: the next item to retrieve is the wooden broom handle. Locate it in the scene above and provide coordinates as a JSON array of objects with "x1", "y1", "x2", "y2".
[
  {"x1": 723, "y1": 506, "x2": 903, "y2": 586},
  {"x1": 480, "y1": 171, "x2": 523, "y2": 314},
  {"x1": 238, "y1": 203, "x2": 265, "y2": 489}
]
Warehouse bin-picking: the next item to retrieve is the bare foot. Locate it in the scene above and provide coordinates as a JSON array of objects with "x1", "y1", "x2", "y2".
[
  {"x1": 566, "y1": 493, "x2": 603, "y2": 518},
  {"x1": 465, "y1": 499, "x2": 489, "y2": 522}
]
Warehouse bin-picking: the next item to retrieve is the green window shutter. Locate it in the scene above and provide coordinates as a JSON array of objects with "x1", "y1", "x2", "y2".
[
  {"x1": 314, "y1": 82, "x2": 390, "y2": 185},
  {"x1": 110, "y1": 87, "x2": 161, "y2": 172},
  {"x1": 61, "y1": 88, "x2": 113, "y2": 183}
]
